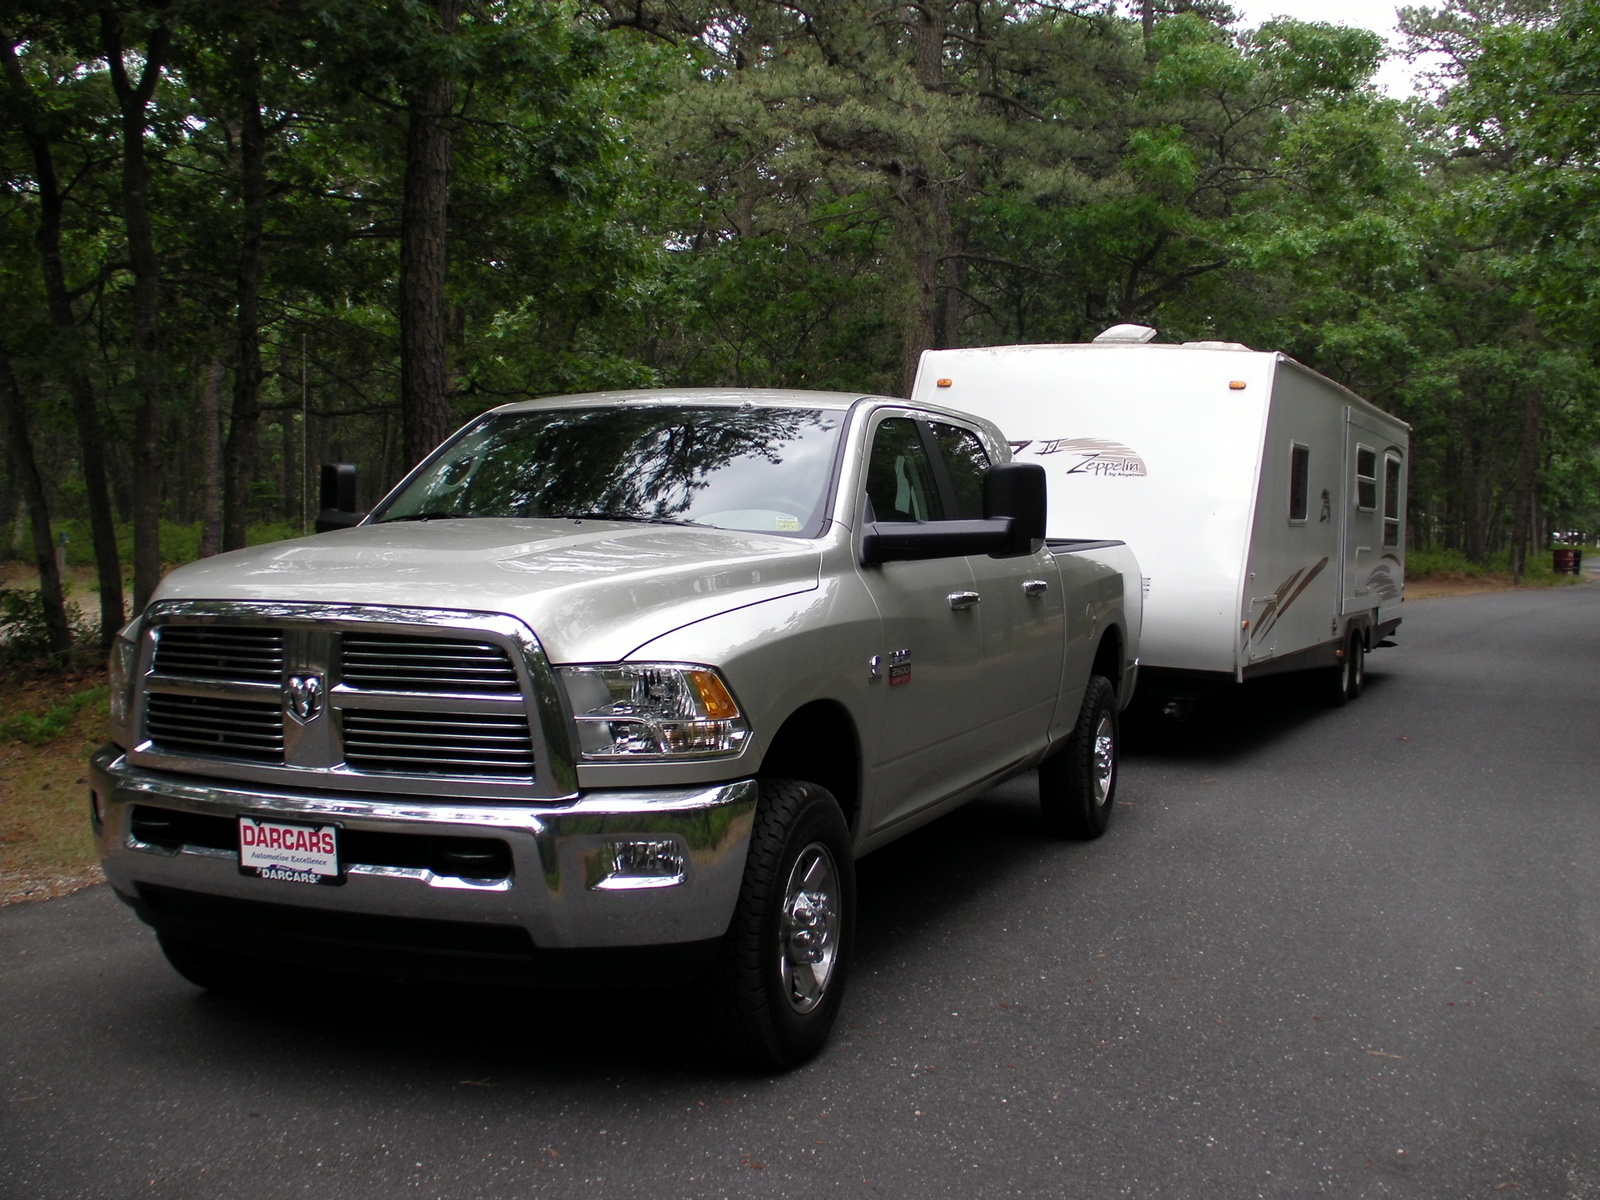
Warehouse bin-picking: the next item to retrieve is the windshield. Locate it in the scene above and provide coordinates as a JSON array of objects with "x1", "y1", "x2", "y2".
[{"x1": 375, "y1": 404, "x2": 844, "y2": 536}]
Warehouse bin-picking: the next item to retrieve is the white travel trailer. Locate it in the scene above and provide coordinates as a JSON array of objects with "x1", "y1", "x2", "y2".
[{"x1": 911, "y1": 327, "x2": 1410, "y2": 705}]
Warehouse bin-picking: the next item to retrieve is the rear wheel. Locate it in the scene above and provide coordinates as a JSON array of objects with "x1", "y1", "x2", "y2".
[
  {"x1": 704, "y1": 779, "x2": 854, "y2": 1070},
  {"x1": 1040, "y1": 675, "x2": 1119, "y2": 840},
  {"x1": 1346, "y1": 632, "x2": 1366, "y2": 700},
  {"x1": 1324, "y1": 636, "x2": 1353, "y2": 706}
]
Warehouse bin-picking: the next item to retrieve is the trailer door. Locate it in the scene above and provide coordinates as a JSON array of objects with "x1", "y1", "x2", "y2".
[{"x1": 1341, "y1": 410, "x2": 1388, "y2": 614}]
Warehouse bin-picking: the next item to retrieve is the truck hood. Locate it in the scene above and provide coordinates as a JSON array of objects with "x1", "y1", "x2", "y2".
[{"x1": 150, "y1": 519, "x2": 822, "y2": 663}]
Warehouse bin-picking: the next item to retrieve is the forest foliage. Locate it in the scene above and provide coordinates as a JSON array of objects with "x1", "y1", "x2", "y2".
[{"x1": 1, "y1": 0, "x2": 1598, "y2": 659}]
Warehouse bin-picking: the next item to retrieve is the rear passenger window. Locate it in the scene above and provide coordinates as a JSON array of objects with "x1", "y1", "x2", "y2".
[
  {"x1": 865, "y1": 418, "x2": 944, "y2": 523},
  {"x1": 1356, "y1": 446, "x2": 1377, "y2": 511},
  {"x1": 1288, "y1": 444, "x2": 1310, "y2": 523},
  {"x1": 929, "y1": 422, "x2": 990, "y2": 520}
]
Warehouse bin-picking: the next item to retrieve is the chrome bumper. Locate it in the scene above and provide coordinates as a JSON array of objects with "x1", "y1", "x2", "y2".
[{"x1": 90, "y1": 745, "x2": 755, "y2": 955}]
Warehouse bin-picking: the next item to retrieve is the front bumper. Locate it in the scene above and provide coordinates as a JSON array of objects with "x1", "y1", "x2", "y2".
[{"x1": 90, "y1": 744, "x2": 755, "y2": 982}]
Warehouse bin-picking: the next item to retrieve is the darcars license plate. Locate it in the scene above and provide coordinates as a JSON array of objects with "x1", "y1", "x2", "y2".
[{"x1": 239, "y1": 817, "x2": 341, "y2": 885}]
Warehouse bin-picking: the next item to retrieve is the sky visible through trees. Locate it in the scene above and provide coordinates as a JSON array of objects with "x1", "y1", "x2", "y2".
[{"x1": 1, "y1": 0, "x2": 1597, "y2": 657}]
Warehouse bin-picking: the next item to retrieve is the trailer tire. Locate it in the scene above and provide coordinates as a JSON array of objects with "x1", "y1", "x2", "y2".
[
  {"x1": 1324, "y1": 637, "x2": 1353, "y2": 706},
  {"x1": 701, "y1": 779, "x2": 854, "y2": 1070},
  {"x1": 1346, "y1": 632, "x2": 1366, "y2": 700},
  {"x1": 1040, "y1": 675, "x2": 1119, "y2": 840}
]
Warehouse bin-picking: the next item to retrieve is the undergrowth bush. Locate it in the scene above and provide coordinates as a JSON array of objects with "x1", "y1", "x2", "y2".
[
  {"x1": 1407, "y1": 546, "x2": 1576, "y2": 583},
  {"x1": 0, "y1": 588, "x2": 100, "y2": 669}
]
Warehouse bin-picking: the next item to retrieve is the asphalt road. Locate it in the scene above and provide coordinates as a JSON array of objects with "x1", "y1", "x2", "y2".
[{"x1": 4, "y1": 584, "x2": 1599, "y2": 1199}]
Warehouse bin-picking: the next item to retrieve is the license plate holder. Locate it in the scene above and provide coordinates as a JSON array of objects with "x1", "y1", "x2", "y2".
[{"x1": 238, "y1": 816, "x2": 342, "y2": 885}]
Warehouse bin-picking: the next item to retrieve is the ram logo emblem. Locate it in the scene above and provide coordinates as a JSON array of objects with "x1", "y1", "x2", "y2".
[{"x1": 286, "y1": 674, "x2": 325, "y2": 723}]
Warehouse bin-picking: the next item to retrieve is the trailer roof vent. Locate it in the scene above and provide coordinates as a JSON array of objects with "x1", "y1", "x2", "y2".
[
  {"x1": 1183, "y1": 339, "x2": 1252, "y2": 351},
  {"x1": 1092, "y1": 323, "x2": 1159, "y2": 344}
]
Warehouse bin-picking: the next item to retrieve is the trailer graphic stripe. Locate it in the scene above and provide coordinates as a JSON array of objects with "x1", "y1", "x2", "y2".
[{"x1": 1253, "y1": 557, "x2": 1329, "y2": 643}]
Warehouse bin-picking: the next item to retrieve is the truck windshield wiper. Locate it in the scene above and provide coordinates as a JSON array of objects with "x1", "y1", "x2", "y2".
[
  {"x1": 377, "y1": 511, "x2": 469, "y2": 523},
  {"x1": 561, "y1": 512, "x2": 705, "y2": 527}
]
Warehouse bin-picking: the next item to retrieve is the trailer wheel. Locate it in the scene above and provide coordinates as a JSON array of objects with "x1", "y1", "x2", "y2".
[
  {"x1": 1040, "y1": 675, "x2": 1119, "y2": 840},
  {"x1": 1346, "y1": 632, "x2": 1366, "y2": 700},
  {"x1": 702, "y1": 779, "x2": 854, "y2": 1070},
  {"x1": 1324, "y1": 636, "x2": 1353, "y2": 707}
]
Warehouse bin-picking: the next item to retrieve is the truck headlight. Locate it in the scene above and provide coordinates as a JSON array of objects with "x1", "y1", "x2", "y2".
[
  {"x1": 558, "y1": 664, "x2": 751, "y2": 760},
  {"x1": 108, "y1": 615, "x2": 143, "y2": 748}
]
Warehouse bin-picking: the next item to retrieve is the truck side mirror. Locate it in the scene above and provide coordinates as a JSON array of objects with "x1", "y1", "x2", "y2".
[
  {"x1": 314, "y1": 462, "x2": 365, "y2": 532},
  {"x1": 983, "y1": 462, "x2": 1046, "y2": 557}
]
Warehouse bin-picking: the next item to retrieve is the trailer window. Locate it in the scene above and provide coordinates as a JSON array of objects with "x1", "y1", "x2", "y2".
[
  {"x1": 1356, "y1": 446, "x2": 1378, "y2": 511},
  {"x1": 1383, "y1": 454, "x2": 1403, "y2": 547},
  {"x1": 1288, "y1": 444, "x2": 1310, "y2": 523}
]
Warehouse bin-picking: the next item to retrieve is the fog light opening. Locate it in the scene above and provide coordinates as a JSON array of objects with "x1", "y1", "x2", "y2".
[{"x1": 595, "y1": 839, "x2": 687, "y2": 890}]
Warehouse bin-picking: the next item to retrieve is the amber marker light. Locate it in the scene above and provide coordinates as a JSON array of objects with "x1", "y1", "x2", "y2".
[
  {"x1": 689, "y1": 669, "x2": 741, "y2": 720},
  {"x1": 1229, "y1": 380, "x2": 1247, "y2": 390},
  {"x1": 936, "y1": 378, "x2": 953, "y2": 388}
]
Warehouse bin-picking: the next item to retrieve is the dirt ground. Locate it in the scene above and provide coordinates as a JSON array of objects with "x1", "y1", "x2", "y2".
[{"x1": 0, "y1": 669, "x2": 108, "y2": 905}]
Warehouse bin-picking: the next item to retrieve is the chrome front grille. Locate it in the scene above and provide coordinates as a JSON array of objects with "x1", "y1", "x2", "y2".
[
  {"x1": 341, "y1": 634, "x2": 519, "y2": 693},
  {"x1": 146, "y1": 693, "x2": 285, "y2": 762},
  {"x1": 343, "y1": 709, "x2": 535, "y2": 777},
  {"x1": 130, "y1": 603, "x2": 576, "y2": 800},
  {"x1": 152, "y1": 626, "x2": 284, "y2": 681}
]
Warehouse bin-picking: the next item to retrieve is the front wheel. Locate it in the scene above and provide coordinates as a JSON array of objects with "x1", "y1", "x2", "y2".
[
  {"x1": 703, "y1": 779, "x2": 855, "y2": 1070},
  {"x1": 1040, "y1": 675, "x2": 1119, "y2": 840},
  {"x1": 157, "y1": 932, "x2": 257, "y2": 995}
]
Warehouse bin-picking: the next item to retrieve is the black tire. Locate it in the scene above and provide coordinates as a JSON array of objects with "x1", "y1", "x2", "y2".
[
  {"x1": 1324, "y1": 635, "x2": 1353, "y2": 707},
  {"x1": 1040, "y1": 675, "x2": 1119, "y2": 840},
  {"x1": 1346, "y1": 632, "x2": 1366, "y2": 700},
  {"x1": 156, "y1": 932, "x2": 258, "y2": 995},
  {"x1": 703, "y1": 779, "x2": 855, "y2": 1071}
]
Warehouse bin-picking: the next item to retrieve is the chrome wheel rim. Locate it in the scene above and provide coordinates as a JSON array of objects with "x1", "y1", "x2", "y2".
[
  {"x1": 779, "y1": 842, "x2": 840, "y2": 1014},
  {"x1": 1091, "y1": 711, "x2": 1116, "y2": 807},
  {"x1": 1352, "y1": 642, "x2": 1365, "y2": 689}
]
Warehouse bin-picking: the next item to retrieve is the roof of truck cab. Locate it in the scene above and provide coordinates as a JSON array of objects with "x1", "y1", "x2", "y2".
[{"x1": 491, "y1": 388, "x2": 880, "y2": 414}]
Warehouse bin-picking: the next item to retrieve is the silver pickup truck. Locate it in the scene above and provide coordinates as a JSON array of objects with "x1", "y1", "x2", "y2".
[{"x1": 91, "y1": 388, "x2": 1140, "y2": 1067}]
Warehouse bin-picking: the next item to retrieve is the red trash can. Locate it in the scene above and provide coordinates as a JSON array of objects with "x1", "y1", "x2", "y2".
[{"x1": 1553, "y1": 547, "x2": 1582, "y2": 574}]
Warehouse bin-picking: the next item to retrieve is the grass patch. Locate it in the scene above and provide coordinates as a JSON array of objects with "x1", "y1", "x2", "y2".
[{"x1": 0, "y1": 670, "x2": 108, "y2": 903}]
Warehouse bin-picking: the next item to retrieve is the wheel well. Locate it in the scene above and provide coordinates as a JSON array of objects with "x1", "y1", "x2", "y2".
[
  {"x1": 1092, "y1": 627, "x2": 1124, "y2": 690},
  {"x1": 757, "y1": 701, "x2": 861, "y2": 834}
]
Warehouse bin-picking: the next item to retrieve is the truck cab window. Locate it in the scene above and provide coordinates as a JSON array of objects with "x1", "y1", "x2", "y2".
[
  {"x1": 1356, "y1": 446, "x2": 1378, "y2": 511},
  {"x1": 929, "y1": 422, "x2": 991, "y2": 520},
  {"x1": 1289, "y1": 443, "x2": 1310, "y2": 523},
  {"x1": 866, "y1": 418, "x2": 945, "y2": 522},
  {"x1": 1383, "y1": 454, "x2": 1403, "y2": 547}
]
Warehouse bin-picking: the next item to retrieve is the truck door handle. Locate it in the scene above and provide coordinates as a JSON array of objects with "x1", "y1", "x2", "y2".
[
  {"x1": 948, "y1": 591, "x2": 981, "y2": 610},
  {"x1": 1023, "y1": 579, "x2": 1049, "y2": 596}
]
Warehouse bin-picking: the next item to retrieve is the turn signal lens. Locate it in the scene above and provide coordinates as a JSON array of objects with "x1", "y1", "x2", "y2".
[{"x1": 688, "y1": 669, "x2": 739, "y2": 720}]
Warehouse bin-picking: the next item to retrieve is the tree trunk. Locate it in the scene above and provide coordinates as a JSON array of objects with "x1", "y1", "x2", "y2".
[
  {"x1": 102, "y1": 8, "x2": 173, "y2": 613},
  {"x1": 1, "y1": 37, "x2": 124, "y2": 647},
  {"x1": 899, "y1": 2, "x2": 956, "y2": 395},
  {"x1": 222, "y1": 36, "x2": 267, "y2": 552},
  {"x1": 199, "y1": 357, "x2": 225, "y2": 558},
  {"x1": 0, "y1": 351, "x2": 73, "y2": 658},
  {"x1": 1510, "y1": 384, "x2": 1543, "y2": 580},
  {"x1": 400, "y1": 0, "x2": 461, "y2": 468}
]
